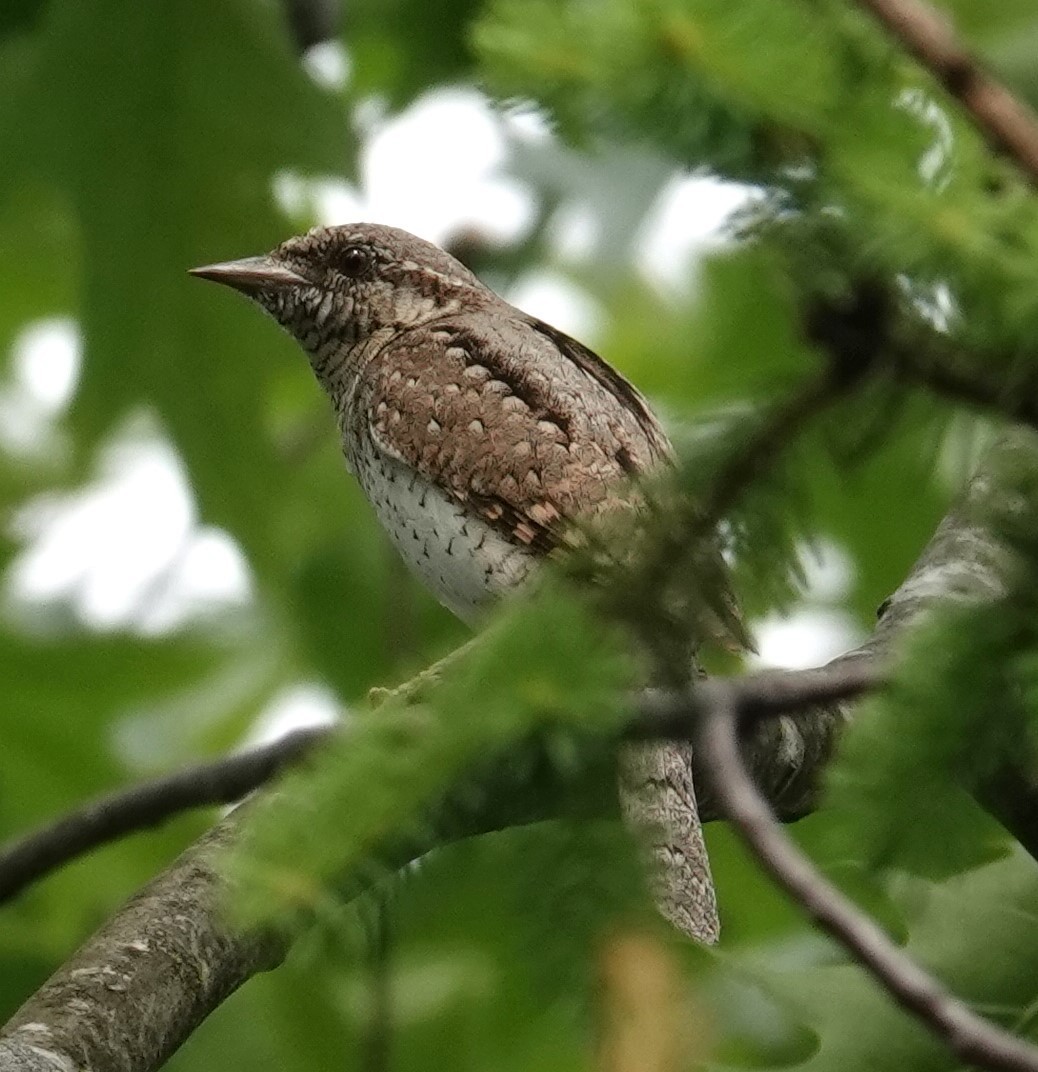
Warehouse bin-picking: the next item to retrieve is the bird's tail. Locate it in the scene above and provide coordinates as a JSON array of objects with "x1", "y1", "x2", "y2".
[{"x1": 618, "y1": 739, "x2": 720, "y2": 944}]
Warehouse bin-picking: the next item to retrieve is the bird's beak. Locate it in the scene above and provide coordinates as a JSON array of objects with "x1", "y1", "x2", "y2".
[{"x1": 189, "y1": 256, "x2": 308, "y2": 294}]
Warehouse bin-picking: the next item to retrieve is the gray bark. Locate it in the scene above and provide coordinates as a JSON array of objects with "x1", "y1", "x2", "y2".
[{"x1": 0, "y1": 818, "x2": 282, "y2": 1072}]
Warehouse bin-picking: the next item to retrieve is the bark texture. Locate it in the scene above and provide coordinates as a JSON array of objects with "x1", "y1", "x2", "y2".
[{"x1": 0, "y1": 817, "x2": 282, "y2": 1072}]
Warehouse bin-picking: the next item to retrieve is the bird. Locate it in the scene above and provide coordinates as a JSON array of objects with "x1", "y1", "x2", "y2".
[{"x1": 191, "y1": 223, "x2": 722, "y2": 943}]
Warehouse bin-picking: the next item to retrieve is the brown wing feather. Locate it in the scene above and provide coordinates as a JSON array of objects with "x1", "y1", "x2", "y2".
[
  {"x1": 357, "y1": 318, "x2": 664, "y2": 554},
  {"x1": 525, "y1": 316, "x2": 673, "y2": 467}
]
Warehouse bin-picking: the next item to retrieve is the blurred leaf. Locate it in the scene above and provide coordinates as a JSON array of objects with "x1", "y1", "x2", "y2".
[
  {"x1": 231, "y1": 587, "x2": 638, "y2": 923},
  {"x1": 0, "y1": 0, "x2": 351, "y2": 582},
  {"x1": 725, "y1": 852, "x2": 1038, "y2": 1071},
  {"x1": 605, "y1": 244, "x2": 817, "y2": 409},
  {"x1": 345, "y1": 0, "x2": 480, "y2": 108},
  {"x1": 0, "y1": 0, "x2": 45, "y2": 39}
]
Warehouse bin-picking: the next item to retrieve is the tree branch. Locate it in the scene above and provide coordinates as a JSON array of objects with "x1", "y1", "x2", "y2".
[
  {"x1": 0, "y1": 680, "x2": 847, "y2": 1072},
  {"x1": 2, "y1": 431, "x2": 1035, "y2": 1072},
  {"x1": 697, "y1": 682, "x2": 1038, "y2": 1072},
  {"x1": 281, "y1": 0, "x2": 341, "y2": 52},
  {"x1": 0, "y1": 657, "x2": 866, "y2": 910},
  {"x1": 0, "y1": 728, "x2": 331, "y2": 906},
  {"x1": 0, "y1": 815, "x2": 285, "y2": 1072},
  {"x1": 805, "y1": 276, "x2": 1038, "y2": 437},
  {"x1": 855, "y1": 0, "x2": 1038, "y2": 184},
  {"x1": 634, "y1": 659, "x2": 881, "y2": 739}
]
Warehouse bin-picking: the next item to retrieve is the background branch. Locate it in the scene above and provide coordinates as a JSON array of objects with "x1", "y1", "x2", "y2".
[
  {"x1": 281, "y1": 0, "x2": 341, "y2": 51},
  {"x1": 855, "y1": 0, "x2": 1038, "y2": 183},
  {"x1": 806, "y1": 279, "x2": 1038, "y2": 434},
  {"x1": 0, "y1": 727, "x2": 331, "y2": 906}
]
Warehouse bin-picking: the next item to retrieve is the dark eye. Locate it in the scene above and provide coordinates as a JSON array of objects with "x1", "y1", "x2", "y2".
[{"x1": 336, "y1": 244, "x2": 372, "y2": 278}]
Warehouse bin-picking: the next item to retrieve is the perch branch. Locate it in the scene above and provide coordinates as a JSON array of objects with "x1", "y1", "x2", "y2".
[{"x1": 0, "y1": 660, "x2": 869, "y2": 909}]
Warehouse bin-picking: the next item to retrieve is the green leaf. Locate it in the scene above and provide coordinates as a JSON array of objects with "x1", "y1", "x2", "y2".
[
  {"x1": 230, "y1": 587, "x2": 639, "y2": 923},
  {"x1": 824, "y1": 602, "x2": 1024, "y2": 878},
  {"x1": 722, "y1": 853, "x2": 1038, "y2": 1071},
  {"x1": 0, "y1": 0, "x2": 351, "y2": 582},
  {"x1": 345, "y1": 0, "x2": 481, "y2": 108}
]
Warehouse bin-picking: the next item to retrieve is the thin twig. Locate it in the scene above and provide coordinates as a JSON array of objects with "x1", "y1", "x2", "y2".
[
  {"x1": 855, "y1": 0, "x2": 1038, "y2": 184},
  {"x1": 698, "y1": 684, "x2": 1038, "y2": 1072},
  {"x1": 0, "y1": 726, "x2": 332, "y2": 904},
  {"x1": 633, "y1": 659, "x2": 881, "y2": 740},
  {"x1": 632, "y1": 371, "x2": 849, "y2": 620},
  {"x1": 363, "y1": 891, "x2": 394, "y2": 1072},
  {"x1": 901, "y1": 355, "x2": 1038, "y2": 432},
  {"x1": 698, "y1": 373, "x2": 849, "y2": 525},
  {"x1": 806, "y1": 279, "x2": 1038, "y2": 436},
  {"x1": 0, "y1": 662, "x2": 875, "y2": 908}
]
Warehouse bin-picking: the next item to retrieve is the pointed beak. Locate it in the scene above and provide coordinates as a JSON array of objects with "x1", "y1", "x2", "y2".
[{"x1": 189, "y1": 256, "x2": 308, "y2": 294}]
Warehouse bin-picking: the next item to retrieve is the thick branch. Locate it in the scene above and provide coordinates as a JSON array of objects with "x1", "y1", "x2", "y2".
[
  {"x1": 862, "y1": 431, "x2": 1038, "y2": 860},
  {"x1": 856, "y1": 0, "x2": 1038, "y2": 184},
  {"x1": 0, "y1": 692, "x2": 840, "y2": 1072},
  {"x1": 0, "y1": 816, "x2": 284, "y2": 1072}
]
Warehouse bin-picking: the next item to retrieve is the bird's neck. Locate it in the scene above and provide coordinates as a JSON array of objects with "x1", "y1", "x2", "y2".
[{"x1": 306, "y1": 326, "x2": 395, "y2": 421}]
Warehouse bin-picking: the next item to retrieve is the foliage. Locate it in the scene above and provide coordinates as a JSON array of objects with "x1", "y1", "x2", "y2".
[
  {"x1": 2, "y1": 0, "x2": 1038, "y2": 1070},
  {"x1": 231, "y1": 589, "x2": 639, "y2": 923}
]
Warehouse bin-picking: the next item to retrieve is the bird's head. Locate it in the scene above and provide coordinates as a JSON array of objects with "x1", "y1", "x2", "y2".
[{"x1": 191, "y1": 224, "x2": 487, "y2": 388}]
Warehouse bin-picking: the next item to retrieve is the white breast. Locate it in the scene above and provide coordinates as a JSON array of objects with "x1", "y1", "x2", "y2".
[{"x1": 352, "y1": 439, "x2": 537, "y2": 625}]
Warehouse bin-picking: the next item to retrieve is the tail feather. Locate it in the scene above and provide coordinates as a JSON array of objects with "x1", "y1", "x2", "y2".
[{"x1": 618, "y1": 739, "x2": 720, "y2": 944}]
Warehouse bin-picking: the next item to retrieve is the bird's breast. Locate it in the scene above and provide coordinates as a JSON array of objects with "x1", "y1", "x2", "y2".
[{"x1": 352, "y1": 436, "x2": 537, "y2": 625}]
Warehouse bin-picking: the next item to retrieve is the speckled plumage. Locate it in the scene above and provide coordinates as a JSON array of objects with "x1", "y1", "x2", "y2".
[
  {"x1": 191, "y1": 223, "x2": 720, "y2": 942},
  {"x1": 353, "y1": 311, "x2": 669, "y2": 620}
]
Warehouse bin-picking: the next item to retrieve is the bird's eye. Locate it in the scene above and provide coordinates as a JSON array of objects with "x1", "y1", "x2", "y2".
[{"x1": 336, "y1": 245, "x2": 372, "y2": 278}]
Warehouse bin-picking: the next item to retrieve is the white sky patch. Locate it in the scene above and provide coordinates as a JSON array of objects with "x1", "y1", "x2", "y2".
[
  {"x1": 636, "y1": 175, "x2": 753, "y2": 291},
  {"x1": 750, "y1": 607, "x2": 863, "y2": 670},
  {"x1": 273, "y1": 171, "x2": 364, "y2": 225},
  {"x1": 13, "y1": 318, "x2": 81, "y2": 411},
  {"x1": 273, "y1": 87, "x2": 536, "y2": 247},
  {"x1": 6, "y1": 419, "x2": 251, "y2": 632},
  {"x1": 506, "y1": 271, "x2": 604, "y2": 342},
  {"x1": 551, "y1": 201, "x2": 600, "y2": 262},
  {"x1": 134, "y1": 527, "x2": 253, "y2": 634},
  {"x1": 0, "y1": 318, "x2": 81, "y2": 453},
  {"x1": 245, "y1": 682, "x2": 343, "y2": 747},
  {"x1": 798, "y1": 538, "x2": 855, "y2": 603},
  {"x1": 747, "y1": 539, "x2": 861, "y2": 669},
  {"x1": 361, "y1": 88, "x2": 535, "y2": 244},
  {"x1": 499, "y1": 106, "x2": 553, "y2": 144},
  {"x1": 303, "y1": 40, "x2": 350, "y2": 91}
]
